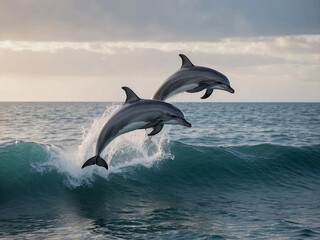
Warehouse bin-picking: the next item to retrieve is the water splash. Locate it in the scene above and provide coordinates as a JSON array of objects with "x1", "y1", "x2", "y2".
[{"x1": 32, "y1": 104, "x2": 173, "y2": 188}]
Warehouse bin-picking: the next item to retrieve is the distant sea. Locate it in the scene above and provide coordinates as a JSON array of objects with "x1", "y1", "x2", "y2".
[{"x1": 0, "y1": 102, "x2": 319, "y2": 239}]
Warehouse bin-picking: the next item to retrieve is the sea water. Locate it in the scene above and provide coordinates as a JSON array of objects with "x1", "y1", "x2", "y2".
[{"x1": 0, "y1": 102, "x2": 319, "y2": 239}]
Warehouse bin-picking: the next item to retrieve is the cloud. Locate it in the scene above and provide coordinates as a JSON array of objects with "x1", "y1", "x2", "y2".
[
  {"x1": 0, "y1": 0, "x2": 319, "y2": 41},
  {"x1": 0, "y1": 35, "x2": 318, "y2": 69},
  {"x1": 0, "y1": 35, "x2": 319, "y2": 102}
]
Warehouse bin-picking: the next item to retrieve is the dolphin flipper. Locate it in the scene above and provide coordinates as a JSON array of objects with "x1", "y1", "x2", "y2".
[
  {"x1": 148, "y1": 125, "x2": 164, "y2": 136},
  {"x1": 187, "y1": 84, "x2": 208, "y2": 93},
  {"x1": 82, "y1": 155, "x2": 108, "y2": 170},
  {"x1": 201, "y1": 89, "x2": 213, "y2": 99}
]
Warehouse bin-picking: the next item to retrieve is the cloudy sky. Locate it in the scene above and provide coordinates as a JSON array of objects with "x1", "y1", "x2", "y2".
[{"x1": 0, "y1": 0, "x2": 319, "y2": 102}]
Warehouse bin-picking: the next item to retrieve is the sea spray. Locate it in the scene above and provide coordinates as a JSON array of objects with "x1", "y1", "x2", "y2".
[{"x1": 31, "y1": 104, "x2": 173, "y2": 188}]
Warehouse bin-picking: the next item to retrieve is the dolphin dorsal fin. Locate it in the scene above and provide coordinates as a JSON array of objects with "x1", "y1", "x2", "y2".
[
  {"x1": 179, "y1": 54, "x2": 194, "y2": 68},
  {"x1": 122, "y1": 87, "x2": 141, "y2": 104}
]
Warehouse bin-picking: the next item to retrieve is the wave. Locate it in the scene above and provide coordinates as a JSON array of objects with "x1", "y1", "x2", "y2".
[
  {"x1": 0, "y1": 139, "x2": 319, "y2": 202},
  {"x1": 1, "y1": 102, "x2": 319, "y2": 206}
]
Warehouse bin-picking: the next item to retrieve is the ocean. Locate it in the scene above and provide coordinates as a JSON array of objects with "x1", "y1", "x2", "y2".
[{"x1": 0, "y1": 102, "x2": 319, "y2": 239}]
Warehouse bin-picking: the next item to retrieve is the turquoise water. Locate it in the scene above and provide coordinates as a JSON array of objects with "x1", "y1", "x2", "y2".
[{"x1": 0, "y1": 102, "x2": 319, "y2": 239}]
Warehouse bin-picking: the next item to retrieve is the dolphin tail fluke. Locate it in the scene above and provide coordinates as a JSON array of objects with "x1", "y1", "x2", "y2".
[{"x1": 82, "y1": 155, "x2": 108, "y2": 170}]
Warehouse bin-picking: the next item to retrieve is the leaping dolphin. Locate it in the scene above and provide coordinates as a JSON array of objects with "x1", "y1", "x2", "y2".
[
  {"x1": 153, "y1": 54, "x2": 235, "y2": 101},
  {"x1": 82, "y1": 87, "x2": 191, "y2": 170}
]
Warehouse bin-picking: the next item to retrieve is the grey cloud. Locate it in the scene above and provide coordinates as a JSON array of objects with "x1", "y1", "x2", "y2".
[{"x1": 0, "y1": 0, "x2": 319, "y2": 41}]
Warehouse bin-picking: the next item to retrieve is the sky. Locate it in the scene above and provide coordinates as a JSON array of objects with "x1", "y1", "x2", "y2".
[{"x1": 0, "y1": 0, "x2": 319, "y2": 102}]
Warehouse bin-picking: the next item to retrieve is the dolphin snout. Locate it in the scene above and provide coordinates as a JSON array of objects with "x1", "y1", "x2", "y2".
[
  {"x1": 228, "y1": 86, "x2": 235, "y2": 93},
  {"x1": 181, "y1": 119, "x2": 192, "y2": 127}
]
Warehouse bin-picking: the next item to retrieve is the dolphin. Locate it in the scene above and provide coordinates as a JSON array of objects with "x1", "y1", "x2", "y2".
[
  {"x1": 82, "y1": 86, "x2": 191, "y2": 170},
  {"x1": 153, "y1": 54, "x2": 235, "y2": 101}
]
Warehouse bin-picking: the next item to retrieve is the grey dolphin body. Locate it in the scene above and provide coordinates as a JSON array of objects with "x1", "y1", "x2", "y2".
[
  {"x1": 82, "y1": 87, "x2": 191, "y2": 170},
  {"x1": 153, "y1": 54, "x2": 235, "y2": 101}
]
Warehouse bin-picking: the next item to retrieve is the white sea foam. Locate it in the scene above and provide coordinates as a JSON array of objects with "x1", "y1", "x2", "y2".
[{"x1": 32, "y1": 104, "x2": 173, "y2": 188}]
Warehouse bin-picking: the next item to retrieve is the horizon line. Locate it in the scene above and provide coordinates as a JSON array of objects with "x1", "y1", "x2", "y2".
[{"x1": 0, "y1": 101, "x2": 319, "y2": 104}]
